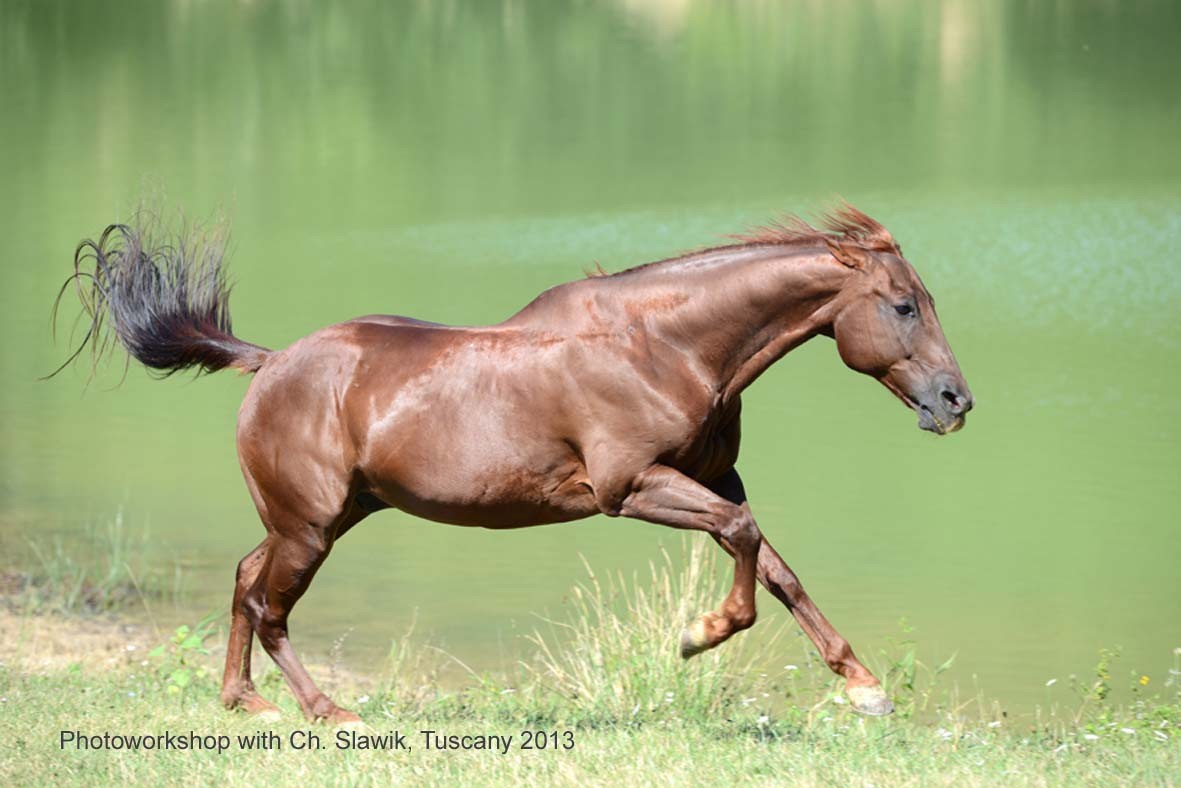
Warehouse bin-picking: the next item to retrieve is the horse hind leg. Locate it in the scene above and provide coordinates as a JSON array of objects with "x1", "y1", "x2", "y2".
[
  {"x1": 241, "y1": 503, "x2": 369, "y2": 725},
  {"x1": 220, "y1": 539, "x2": 280, "y2": 718}
]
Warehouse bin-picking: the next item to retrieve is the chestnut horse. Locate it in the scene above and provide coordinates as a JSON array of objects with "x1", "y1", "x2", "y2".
[{"x1": 52, "y1": 204, "x2": 972, "y2": 723}]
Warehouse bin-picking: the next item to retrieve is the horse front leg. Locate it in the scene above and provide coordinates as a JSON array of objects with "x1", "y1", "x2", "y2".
[
  {"x1": 755, "y1": 538, "x2": 892, "y2": 715},
  {"x1": 707, "y1": 469, "x2": 892, "y2": 715},
  {"x1": 613, "y1": 465, "x2": 762, "y2": 656}
]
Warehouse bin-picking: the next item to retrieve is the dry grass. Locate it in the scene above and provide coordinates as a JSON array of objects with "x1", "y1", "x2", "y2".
[
  {"x1": 524, "y1": 539, "x2": 791, "y2": 722},
  {"x1": 0, "y1": 609, "x2": 155, "y2": 673}
]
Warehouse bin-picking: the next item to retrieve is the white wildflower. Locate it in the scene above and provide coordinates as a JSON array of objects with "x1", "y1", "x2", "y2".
[
  {"x1": 1121, "y1": 728, "x2": 1136, "y2": 735},
  {"x1": 784, "y1": 665, "x2": 799, "y2": 671},
  {"x1": 357, "y1": 695, "x2": 370, "y2": 705},
  {"x1": 1045, "y1": 679, "x2": 1057, "y2": 687},
  {"x1": 1083, "y1": 734, "x2": 1099, "y2": 741},
  {"x1": 1155, "y1": 731, "x2": 1169, "y2": 742}
]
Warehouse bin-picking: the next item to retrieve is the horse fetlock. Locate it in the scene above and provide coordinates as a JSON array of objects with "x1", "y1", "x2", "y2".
[
  {"x1": 220, "y1": 674, "x2": 253, "y2": 707},
  {"x1": 220, "y1": 688, "x2": 242, "y2": 710},
  {"x1": 729, "y1": 607, "x2": 757, "y2": 632},
  {"x1": 822, "y1": 638, "x2": 856, "y2": 672}
]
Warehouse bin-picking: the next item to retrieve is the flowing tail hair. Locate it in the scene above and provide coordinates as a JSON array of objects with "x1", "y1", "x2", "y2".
[{"x1": 46, "y1": 215, "x2": 271, "y2": 380}]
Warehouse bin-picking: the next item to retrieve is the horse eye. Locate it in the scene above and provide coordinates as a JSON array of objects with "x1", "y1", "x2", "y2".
[{"x1": 894, "y1": 304, "x2": 915, "y2": 317}]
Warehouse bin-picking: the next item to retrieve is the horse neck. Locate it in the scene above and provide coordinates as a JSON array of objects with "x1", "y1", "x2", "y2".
[{"x1": 619, "y1": 245, "x2": 853, "y2": 401}]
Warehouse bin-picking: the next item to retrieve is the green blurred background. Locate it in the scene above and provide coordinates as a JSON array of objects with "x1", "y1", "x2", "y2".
[{"x1": 1, "y1": 0, "x2": 1178, "y2": 711}]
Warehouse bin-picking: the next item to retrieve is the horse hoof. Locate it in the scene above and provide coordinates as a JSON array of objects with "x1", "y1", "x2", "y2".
[
  {"x1": 847, "y1": 684, "x2": 894, "y2": 716},
  {"x1": 230, "y1": 691, "x2": 281, "y2": 722},
  {"x1": 679, "y1": 619, "x2": 710, "y2": 659}
]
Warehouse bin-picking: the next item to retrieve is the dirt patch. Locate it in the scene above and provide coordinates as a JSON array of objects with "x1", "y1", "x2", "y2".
[
  {"x1": 0, "y1": 571, "x2": 23, "y2": 597},
  {"x1": 0, "y1": 609, "x2": 377, "y2": 699},
  {"x1": 0, "y1": 609, "x2": 157, "y2": 673}
]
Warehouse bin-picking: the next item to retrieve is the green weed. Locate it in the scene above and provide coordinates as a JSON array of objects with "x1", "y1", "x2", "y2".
[
  {"x1": 2, "y1": 508, "x2": 182, "y2": 616},
  {"x1": 147, "y1": 613, "x2": 219, "y2": 696}
]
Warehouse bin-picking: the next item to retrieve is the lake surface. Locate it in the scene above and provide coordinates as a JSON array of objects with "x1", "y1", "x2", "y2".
[{"x1": 1, "y1": 1, "x2": 1179, "y2": 712}]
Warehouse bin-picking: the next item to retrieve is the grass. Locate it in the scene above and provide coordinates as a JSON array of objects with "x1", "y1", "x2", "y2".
[
  {"x1": 0, "y1": 509, "x2": 183, "y2": 617},
  {"x1": 0, "y1": 537, "x2": 1178, "y2": 786}
]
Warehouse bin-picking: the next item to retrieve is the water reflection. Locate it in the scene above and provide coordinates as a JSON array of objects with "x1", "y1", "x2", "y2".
[{"x1": 2, "y1": 0, "x2": 1177, "y2": 230}]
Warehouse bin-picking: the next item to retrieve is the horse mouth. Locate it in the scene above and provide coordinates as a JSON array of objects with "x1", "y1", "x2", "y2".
[
  {"x1": 916, "y1": 403, "x2": 964, "y2": 435},
  {"x1": 882, "y1": 378, "x2": 964, "y2": 435}
]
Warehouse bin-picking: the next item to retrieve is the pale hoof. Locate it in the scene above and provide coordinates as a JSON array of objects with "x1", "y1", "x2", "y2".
[
  {"x1": 679, "y1": 618, "x2": 710, "y2": 659},
  {"x1": 847, "y1": 684, "x2": 894, "y2": 716},
  {"x1": 258, "y1": 708, "x2": 283, "y2": 723}
]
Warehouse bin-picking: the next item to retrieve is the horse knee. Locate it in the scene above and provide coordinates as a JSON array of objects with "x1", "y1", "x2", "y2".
[{"x1": 720, "y1": 509, "x2": 760, "y2": 554}]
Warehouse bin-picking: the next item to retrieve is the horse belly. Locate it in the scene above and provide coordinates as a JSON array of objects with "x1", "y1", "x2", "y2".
[
  {"x1": 361, "y1": 415, "x2": 596, "y2": 528},
  {"x1": 367, "y1": 461, "x2": 597, "y2": 527}
]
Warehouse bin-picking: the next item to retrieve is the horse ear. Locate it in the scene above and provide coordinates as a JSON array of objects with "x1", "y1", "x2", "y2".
[{"x1": 825, "y1": 237, "x2": 867, "y2": 269}]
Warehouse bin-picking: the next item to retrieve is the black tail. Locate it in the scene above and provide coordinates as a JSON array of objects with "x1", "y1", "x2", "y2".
[{"x1": 47, "y1": 216, "x2": 270, "y2": 380}]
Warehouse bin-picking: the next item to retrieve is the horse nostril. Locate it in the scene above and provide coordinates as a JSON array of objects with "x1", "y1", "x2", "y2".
[{"x1": 941, "y1": 389, "x2": 966, "y2": 414}]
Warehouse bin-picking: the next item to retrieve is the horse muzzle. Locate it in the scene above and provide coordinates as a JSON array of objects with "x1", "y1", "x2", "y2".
[{"x1": 914, "y1": 376, "x2": 973, "y2": 435}]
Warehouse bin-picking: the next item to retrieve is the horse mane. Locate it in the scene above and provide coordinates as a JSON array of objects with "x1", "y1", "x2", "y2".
[
  {"x1": 729, "y1": 202, "x2": 900, "y2": 254},
  {"x1": 588, "y1": 202, "x2": 899, "y2": 279}
]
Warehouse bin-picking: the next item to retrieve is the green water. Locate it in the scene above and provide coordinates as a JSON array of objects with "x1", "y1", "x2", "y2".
[{"x1": 2, "y1": 1, "x2": 1179, "y2": 711}]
